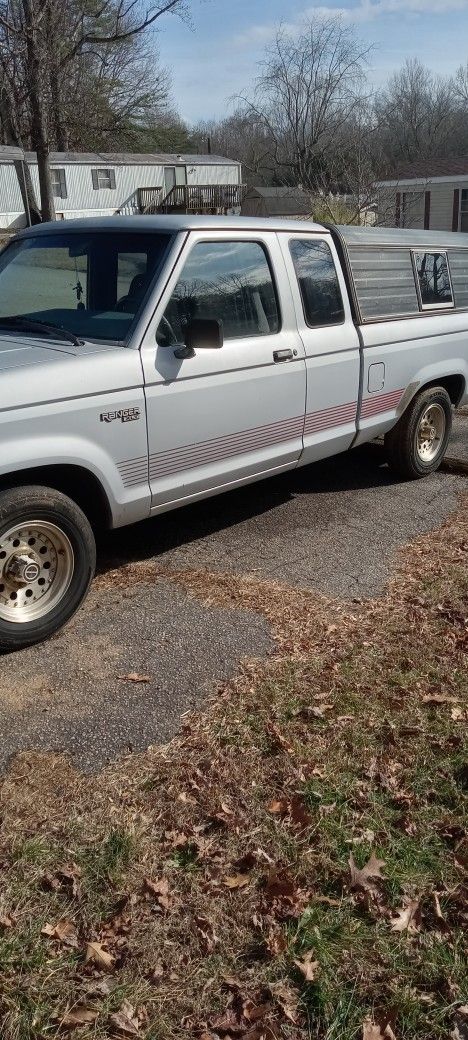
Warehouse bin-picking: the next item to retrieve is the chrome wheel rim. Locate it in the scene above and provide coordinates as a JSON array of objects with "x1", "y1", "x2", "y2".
[
  {"x1": 0, "y1": 521, "x2": 74, "y2": 624},
  {"x1": 416, "y1": 404, "x2": 446, "y2": 463}
]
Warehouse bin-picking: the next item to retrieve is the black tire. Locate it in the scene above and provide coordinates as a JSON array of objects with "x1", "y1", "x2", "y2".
[
  {"x1": 384, "y1": 386, "x2": 452, "y2": 480},
  {"x1": 0, "y1": 485, "x2": 95, "y2": 652}
]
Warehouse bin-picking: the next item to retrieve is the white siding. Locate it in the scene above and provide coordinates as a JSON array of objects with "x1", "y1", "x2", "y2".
[
  {"x1": 187, "y1": 163, "x2": 240, "y2": 186},
  {"x1": 29, "y1": 162, "x2": 165, "y2": 215},
  {"x1": 426, "y1": 183, "x2": 455, "y2": 232},
  {"x1": 0, "y1": 158, "x2": 241, "y2": 227},
  {"x1": 402, "y1": 191, "x2": 425, "y2": 229},
  {"x1": 377, "y1": 180, "x2": 459, "y2": 232},
  {"x1": 0, "y1": 163, "x2": 27, "y2": 228}
]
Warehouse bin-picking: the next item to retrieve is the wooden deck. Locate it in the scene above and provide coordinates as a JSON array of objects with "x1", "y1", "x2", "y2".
[{"x1": 138, "y1": 183, "x2": 244, "y2": 215}]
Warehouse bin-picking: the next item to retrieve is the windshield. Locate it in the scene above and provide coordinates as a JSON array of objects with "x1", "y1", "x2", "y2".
[{"x1": 0, "y1": 230, "x2": 173, "y2": 342}]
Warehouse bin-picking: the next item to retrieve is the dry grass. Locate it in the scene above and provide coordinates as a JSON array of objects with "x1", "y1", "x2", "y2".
[{"x1": 1, "y1": 496, "x2": 467, "y2": 1040}]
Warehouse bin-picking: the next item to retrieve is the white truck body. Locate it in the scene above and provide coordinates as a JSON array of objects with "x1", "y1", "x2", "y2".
[{"x1": 0, "y1": 215, "x2": 467, "y2": 648}]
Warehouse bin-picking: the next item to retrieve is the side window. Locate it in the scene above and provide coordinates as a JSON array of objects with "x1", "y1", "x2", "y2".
[
  {"x1": 413, "y1": 251, "x2": 453, "y2": 308},
  {"x1": 156, "y1": 240, "x2": 280, "y2": 346},
  {"x1": 289, "y1": 238, "x2": 345, "y2": 327}
]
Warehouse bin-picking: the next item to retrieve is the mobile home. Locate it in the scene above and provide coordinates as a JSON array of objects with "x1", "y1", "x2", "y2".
[{"x1": 0, "y1": 149, "x2": 244, "y2": 229}]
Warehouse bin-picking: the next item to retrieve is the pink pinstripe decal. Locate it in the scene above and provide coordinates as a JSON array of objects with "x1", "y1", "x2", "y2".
[
  {"x1": 148, "y1": 402, "x2": 358, "y2": 481},
  {"x1": 150, "y1": 415, "x2": 304, "y2": 479},
  {"x1": 360, "y1": 388, "x2": 404, "y2": 419},
  {"x1": 304, "y1": 401, "x2": 357, "y2": 436}
]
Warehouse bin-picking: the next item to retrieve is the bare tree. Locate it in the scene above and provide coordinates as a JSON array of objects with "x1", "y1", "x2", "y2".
[
  {"x1": 0, "y1": 0, "x2": 187, "y2": 220},
  {"x1": 236, "y1": 16, "x2": 372, "y2": 197},
  {"x1": 193, "y1": 110, "x2": 275, "y2": 185},
  {"x1": 374, "y1": 58, "x2": 466, "y2": 166}
]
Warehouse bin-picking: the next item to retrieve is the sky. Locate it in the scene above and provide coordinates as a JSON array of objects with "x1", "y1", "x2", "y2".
[{"x1": 153, "y1": 0, "x2": 468, "y2": 124}]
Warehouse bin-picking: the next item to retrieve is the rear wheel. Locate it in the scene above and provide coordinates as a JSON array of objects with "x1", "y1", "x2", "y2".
[
  {"x1": 384, "y1": 386, "x2": 452, "y2": 480},
  {"x1": 0, "y1": 486, "x2": 95, "y2": 652}
]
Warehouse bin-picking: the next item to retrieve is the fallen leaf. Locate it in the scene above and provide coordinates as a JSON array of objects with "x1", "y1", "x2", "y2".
[
  {"x1": 452, "y1": 1006, "x2": 468, "y2": 1040},
  {"x1": 0, "y1": 913, "x2": 13, "y2": 929},
  {"x1": 148, "y1": 960, "x2": 165, "y2": 982},
  {"x1": 61, "y1": 1007, "x2": 98, "y2": 1028},
  {"x1": 264, "y1": 868, "x2": 296, "y2": 901},
  {"x1": 290, "y1": 795, "x2": 313, "y2": 829},
  {"x1": 243, "y1": 1000, "x2": 271, "y2": 1024},
  {"x1": 117, "y1": 673, "x2": 151, "y2": 683},
  {"x1": 267, "y1": 798, "x2": 289, "y2": 815},
  {"x1": 293, "y1": 949, "x2": 320, "y2": 982},
  {"x1": 432, "y1": 891, "x2": 450, "y2": 932},
  {"x1": 223, "y1": 874, "x2": 250, "y2": 889},
  {"x1": 41, "y1": 919, "x2": 78, "y2": 946},
  {"x1": 362, "y1": 1018, "x2": 397, "y2": 1040},
  {"x1": 195, "y1": 915, "x2": 219, "y2": 953},
  {"x1": 266, "y1": 926, "x2": 288, "y2": 956},
  {"x1": 57, "y1": 863, "x2": 83, "y2": 899},
  {"x1": 390, "y1": 898, "x2": 421, "y2": 933},
  {"x1": 143, "y1": 877, "x2": 172, "y2": 910},
  {"x1": 109, "y1": 999, "x2": 141, "y2": 1036},
  {"x1": 422, "y1": 694, "x2": 459, "y2": 704},
  {"x1": 349, "y1": 853, "x2": 386, "y2": 892},
  {"x1": 85, "y1": 941, "x2": 116, "y2": 970},
  {"x1": 233, "y1": 851, "x2": 257, "y2": 873},
  {"x1": 221, "y1": 975, "x2": 243, "y2": 990},
  {"x1": 85, "y1": 978, "x2": 113, "y2": 997},
  {"x1": 269, "y1": 981, "x2": 300, "y2": 1023}
]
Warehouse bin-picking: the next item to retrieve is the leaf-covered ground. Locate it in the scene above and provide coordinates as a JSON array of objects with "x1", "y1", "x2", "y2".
[{"x1": 1, "y1": 494, "x2": 467, "y2": 1040}]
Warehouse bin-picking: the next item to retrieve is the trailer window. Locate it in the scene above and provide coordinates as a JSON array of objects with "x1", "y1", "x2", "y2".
[
  {"x1": 413, "y1": 251, "x2": 453, "y2": 309},
  {"x1": 289, "y1": 238, "x2": 344, "y2": 327}
]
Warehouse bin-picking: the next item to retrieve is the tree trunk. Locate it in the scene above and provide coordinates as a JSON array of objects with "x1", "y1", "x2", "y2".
[
  {"x1": 0, "y1": 85, "x2": 42, "y2": 224},
  {"x1": 22, "y1": 0, "x2": 56, "y2": 221},
  {"x1": 46, "y1": 4, "x2": 69, "y2": 151}
]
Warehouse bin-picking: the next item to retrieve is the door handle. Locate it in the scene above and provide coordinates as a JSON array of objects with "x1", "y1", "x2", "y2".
[{"x1": 273, "y1": 348, "x2": 294, "y2": 363}]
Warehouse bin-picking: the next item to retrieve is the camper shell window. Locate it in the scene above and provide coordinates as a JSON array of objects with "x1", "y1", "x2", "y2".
[{"x1": 412, "y1": 251, "x2": 454, "y2": 310}]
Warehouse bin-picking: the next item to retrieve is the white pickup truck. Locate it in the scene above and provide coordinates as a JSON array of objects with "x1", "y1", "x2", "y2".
[{"x1": 0, "y1": 215, "x2": 467, "y2": 650}]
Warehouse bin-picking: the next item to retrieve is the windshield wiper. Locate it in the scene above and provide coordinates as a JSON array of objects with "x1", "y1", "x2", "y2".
[{"x1": 0, "y1": 316, "x2": 83, "y2": 346}]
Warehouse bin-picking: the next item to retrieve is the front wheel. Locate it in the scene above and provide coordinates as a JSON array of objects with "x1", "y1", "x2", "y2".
[
  {"x1": 384, "y1": 386, "x2": 452, "y2": 480},
  {"x1": 0, "y1": 486, "x2": 96, "y2": 652}
]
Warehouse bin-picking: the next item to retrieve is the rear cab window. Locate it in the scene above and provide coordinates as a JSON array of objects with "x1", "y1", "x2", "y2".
[
  {"x1": 289, "y1": 238, "x2": 345, "y2": 327},
  {"x1": 156, "y1": 239, "x2": 281, "y2": 346}
]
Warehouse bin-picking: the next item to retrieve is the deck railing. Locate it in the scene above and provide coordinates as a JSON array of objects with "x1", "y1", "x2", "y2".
[
  {"x1": 158, "y1": 183, "x2": 245, "y2": 213},
  {"x1": 137, "y1": 186, "x2": 163, "y2": 213}
]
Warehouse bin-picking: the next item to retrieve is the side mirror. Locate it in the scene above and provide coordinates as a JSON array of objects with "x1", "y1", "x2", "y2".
[
  {"x1": 186, "y1": 318, "x2": 223, "y2": 350},
  {"x1": 173, "y1": 318, "x2": 223, "y2": 360}
]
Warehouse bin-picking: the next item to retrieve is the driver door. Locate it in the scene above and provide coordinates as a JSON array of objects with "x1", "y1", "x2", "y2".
[{"x1": 140, "y1": 230, "x2": 307, "y2": 510}]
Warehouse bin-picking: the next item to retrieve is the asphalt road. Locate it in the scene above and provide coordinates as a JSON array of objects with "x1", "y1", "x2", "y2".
[{"x1": 1, "y1": 429, "x2": 467, "y2": 774}]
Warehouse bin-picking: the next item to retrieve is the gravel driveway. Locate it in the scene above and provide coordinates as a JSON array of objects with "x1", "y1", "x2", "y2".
[{"x1": 1, "y1": 430, "x2": 467, "y2": 774}]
